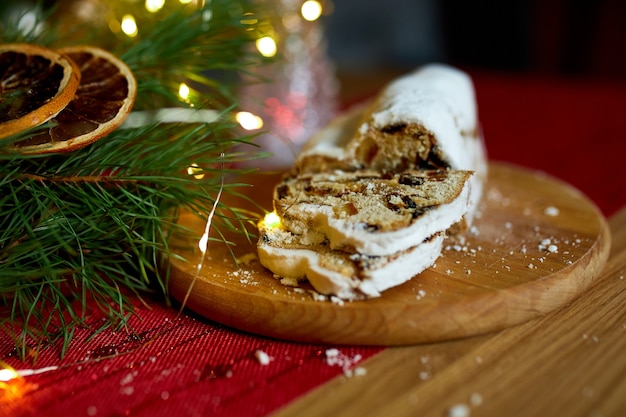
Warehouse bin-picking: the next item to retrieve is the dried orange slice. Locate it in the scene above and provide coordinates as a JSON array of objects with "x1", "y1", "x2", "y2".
[
  {"x1": 0, "y1": 43, "x2": 80, "y2": 140},
  {"x1": 13, "y1": 45, "x2": 137, "y2": 154}
]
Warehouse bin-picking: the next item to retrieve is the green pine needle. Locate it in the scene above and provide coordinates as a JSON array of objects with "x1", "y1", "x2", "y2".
[{"x1": 0, "y1": 0, "x2": 274, "y2": 359}]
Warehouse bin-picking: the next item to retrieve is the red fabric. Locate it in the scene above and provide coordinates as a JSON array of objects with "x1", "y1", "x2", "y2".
[
  {"x1": 473, "y1": 71, "x2": 626, "y2": 216},
  {"x1": 1, "y1": 302, "x2": 381, "y2": 417},
  {"x1": 2, "y1": 72, "x2": 626, "y2": 417}
]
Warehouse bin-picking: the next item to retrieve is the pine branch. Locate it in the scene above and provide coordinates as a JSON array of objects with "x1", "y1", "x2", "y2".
[{"x1": 0, "y1": 0, "x2": 274, "y2": 359}]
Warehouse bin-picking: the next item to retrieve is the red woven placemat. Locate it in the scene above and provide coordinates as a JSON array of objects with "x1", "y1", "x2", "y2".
[{"x1": 1, "y1": 299, "x2": 381, "y2": 417}]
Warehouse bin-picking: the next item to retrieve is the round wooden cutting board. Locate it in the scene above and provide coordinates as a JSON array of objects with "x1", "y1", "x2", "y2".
[{"x1": 168, "y1": 162, "x2": 611, "y2": 345}]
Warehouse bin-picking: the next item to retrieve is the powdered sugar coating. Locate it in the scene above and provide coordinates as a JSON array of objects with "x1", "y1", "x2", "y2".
[
  {"x1": 361, "y1": 64, "x2": 478, "y2": 170},
  {"x1": 369, "y1": 64, "x2": 476, "y2": 133}
]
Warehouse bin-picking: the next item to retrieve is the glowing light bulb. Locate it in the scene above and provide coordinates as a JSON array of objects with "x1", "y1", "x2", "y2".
[
  {"x1": 301, "y1": 1, "x2": 323, "y2": 21},
  {"x1": 187, "y1": 163, "x2": 205, "y2": 180},
  {"x1": 236, "y1": 111, "x2": 264, "y2": 130},
  {"x1": 179, "y1": 0, "x2": 193, "y2": 4},
  {"x1": 145, "y1": 0, "x2": 165, "y2": 12},
  {"x1": 178, "y1": 83, "x2": 190, "y2": 100},
  {"x1": 198, "y1": 233, "x2": 208, "y2": 254},
  {"x1": 256, "y1": 36, "x2": 277, "y2": 57},
  {"x1": 262, "y1": 211, "x2": 282, "y2": 230},
  {"x1": 0, "y1": 368, "x2": 18, "y2": 382},
  {"x1": 121, "y1": 14, "x2": 138, "y2": 37}
]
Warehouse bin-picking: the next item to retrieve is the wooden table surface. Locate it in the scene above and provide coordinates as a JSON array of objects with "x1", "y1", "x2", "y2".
[{"x1": 273, "y1": 206, "x2": 626, "y2": 417}]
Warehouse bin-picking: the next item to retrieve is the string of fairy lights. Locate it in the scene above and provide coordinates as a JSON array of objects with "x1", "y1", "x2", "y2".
[
  {"x1": 110, "y1": 0, "x2": 327, "y2": 133},
  {"x1": 1, "y1": 0, "x2": 331, "y2": 385},
  {"x1": 112, "y1": 0, "x2": 334, "y2": 170}
]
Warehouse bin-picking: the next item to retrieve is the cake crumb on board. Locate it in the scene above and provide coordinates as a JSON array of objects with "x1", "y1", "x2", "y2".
[{"x1": 447, "y1": 403, "x2": 470, "y2": 417}]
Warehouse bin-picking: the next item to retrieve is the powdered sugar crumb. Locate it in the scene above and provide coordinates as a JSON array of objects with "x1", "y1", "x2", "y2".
[
  {"x1": 470, "y1": 393, "x2": 483, "y2": 406},
  {"x1": 325, "y1": 348, "x2": 364, "y2": 377},
  {"x1": 255, "y1": 349, "x2": 273, "y2": 365},
  {"x1": 448, "y1": 403, "x2": 471, "y2": 417},
  {"x1": 353, "y1": 367, "x2": 367, "y2": 376},
  {"x1": 120, "y1": 371, "x2": 136, "y2": 385},
  {"x1": 447, "y1": 392, "x2": 483, "y2": 417},
  {"x1": 330, "y1": 296, "x2": 345, "y2": 306},
  {"x1": 538, "y1": 237, "x2": 561, "y2": 254},
  {"x1": 309, "y1": 290, "x2": 328, "y2": 301},
  {"x1": 544, "y1": 206, "x2": 560, "y2": 216}
]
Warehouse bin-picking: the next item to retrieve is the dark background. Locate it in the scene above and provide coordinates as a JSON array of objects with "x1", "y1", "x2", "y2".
[{"x1": 325, "y1": 0, "x2": 626, "y2": 79}]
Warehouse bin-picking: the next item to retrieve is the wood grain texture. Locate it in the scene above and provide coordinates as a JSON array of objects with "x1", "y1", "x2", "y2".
[
  {"x1": 168, "y1": 162, "x2": 611, "y2": 345},
  {"x1": 271, "y1": 207, "x2": 626, "y2": 417}
]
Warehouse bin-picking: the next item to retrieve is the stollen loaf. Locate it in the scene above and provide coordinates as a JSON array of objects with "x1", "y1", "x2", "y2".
[{"x1": 257, "y1": 63, "x2": 487, "y2": 300}]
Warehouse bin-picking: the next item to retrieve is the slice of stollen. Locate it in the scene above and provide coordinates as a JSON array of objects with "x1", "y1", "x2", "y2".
[
  {"x1": 257, "y1": 221, "x2": 445, "y2": 300},
  {"x1": 273, "y1": 169, "x2": 473, "y2": 257}
]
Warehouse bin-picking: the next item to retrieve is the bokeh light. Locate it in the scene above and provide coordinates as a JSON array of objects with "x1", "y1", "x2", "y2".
[
  {"x1": 262, "y1": 211, "x2": 282, "y2": 229},
  {"x1": 256, "y1": 36, "x2": 277, "y2": 57},
  {"x1": 121, "y1": 14, "x2": 138, "y2": 37},
  {"x1": 145, "y1": 0, "x2": 165, "y2": 13},
  {"x1": 301, "y1": 1, "x2": 322, "y2": 22},
  {"x1": 178, "y1": 83, "x2": 190, "y2": 100},
  {"x1": 236, "y1": 111, "x2": 264, "y2": 130}
]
